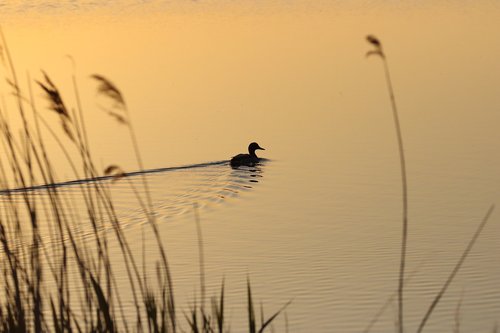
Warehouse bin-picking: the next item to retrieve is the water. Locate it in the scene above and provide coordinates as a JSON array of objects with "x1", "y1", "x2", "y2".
[{"x1": 1, "y1": 1, "x2": 500, "y2": 332}]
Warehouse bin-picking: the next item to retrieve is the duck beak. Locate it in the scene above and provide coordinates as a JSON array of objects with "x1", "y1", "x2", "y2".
[{"x1": 259, "y1": 147, "x2": 265, "y2": 150}]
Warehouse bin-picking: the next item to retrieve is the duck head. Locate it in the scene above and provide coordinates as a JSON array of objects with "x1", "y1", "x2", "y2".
[{"x1": 248, "y1": 142, "x2": 265, "y2": 157}]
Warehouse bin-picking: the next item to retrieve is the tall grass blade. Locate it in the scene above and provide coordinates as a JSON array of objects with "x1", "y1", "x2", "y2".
[
  {"x1": 193, "y1": 203, "x2": 206, "y2": 313},
  {"x1": 89, "y1": 273, "x2": 115, "y2": 333},
  {"x1": 258, "y1": 300, "x2": 292, "y2": 333},
  {"x1": 247, "y1": 280, "x2": 256, "y2": 333},
  {"x1": 215, "y1": 280, "x2": 225, "y2": 333},
  {"x1": 417, "y1": 205, "x2": 495, "y2": 333},
  {"x1": 366, "y1": 34, "x2": 408, "y2": 333}
]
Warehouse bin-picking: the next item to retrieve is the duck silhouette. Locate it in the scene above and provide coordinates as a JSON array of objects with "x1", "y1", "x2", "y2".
[{"x1": 230, "y1": 142, "x2": 265, "y2": 167}]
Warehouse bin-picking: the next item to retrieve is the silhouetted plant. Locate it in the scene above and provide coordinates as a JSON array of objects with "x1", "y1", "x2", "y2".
[
  {"x1": 366, "y1": 35, "x2": 496, "y2": 333},
  {"x1": 0, "y1": 29, "x2": 287, "y2": 333},
  {"x1": 417, "y1": 205, "x2": 494, "y2": 333},
  {"x1": 366, "y1": 34, "x2": 408, "y2": 333}
]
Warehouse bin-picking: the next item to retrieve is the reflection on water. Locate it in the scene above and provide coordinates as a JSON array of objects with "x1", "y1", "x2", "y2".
[
  {"x1": 0, "y1": 159, "x2": 266, "y2": 232},
  {"x1": 144, "y1": 160, "x2": 266, "y2": 222},
  {"x1": 229, "y1": 161, "x2": 265, "y2": 186}
]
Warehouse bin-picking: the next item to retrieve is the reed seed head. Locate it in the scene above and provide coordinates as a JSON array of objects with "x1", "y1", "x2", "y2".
[{"x1": 365, "y1": 35, "x2": 385, "y2": 58}]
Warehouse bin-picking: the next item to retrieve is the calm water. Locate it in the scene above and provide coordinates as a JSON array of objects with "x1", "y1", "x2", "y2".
[{"x1": 1, "y1": 1, "x2": 500, "y2": 332}]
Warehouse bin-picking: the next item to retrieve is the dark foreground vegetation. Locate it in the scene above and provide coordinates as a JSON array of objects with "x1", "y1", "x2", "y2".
[{"x1": 0, "y1": 31, "x2": 288, "y2": 332}]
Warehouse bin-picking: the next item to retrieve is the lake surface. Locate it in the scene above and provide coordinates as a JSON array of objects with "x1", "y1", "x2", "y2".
[{"x1": 1, "y1": 1, "x2": 500, "y2": 332}]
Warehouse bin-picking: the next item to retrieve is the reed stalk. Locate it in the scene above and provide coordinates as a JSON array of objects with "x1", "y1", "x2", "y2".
[
  {"x1": 417, "y1": 205, "x2": 494, "y2": 333},
  {"x1": 366, "y1": 35, "x2": 408, "y2": 333}
]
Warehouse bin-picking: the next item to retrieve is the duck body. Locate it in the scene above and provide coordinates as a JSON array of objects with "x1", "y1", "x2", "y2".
[
  {"x1": 230, "y1": 153, "x2": 259, "y2": 167},
  {"x1": 230, "y1": 142, "x2": 265, "y2": 167}
]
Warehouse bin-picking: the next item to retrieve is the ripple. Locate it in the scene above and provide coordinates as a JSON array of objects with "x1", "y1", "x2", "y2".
[{"x1": 0, "y1": 160, "x2": 268, "y2": 242}]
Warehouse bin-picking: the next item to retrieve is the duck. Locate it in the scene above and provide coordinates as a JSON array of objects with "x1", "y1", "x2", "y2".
[{"x1": 230, "y1": 142, "x2": 265, "y2": 167}]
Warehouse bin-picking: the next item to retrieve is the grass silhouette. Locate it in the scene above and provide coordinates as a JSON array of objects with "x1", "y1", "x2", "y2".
[
  {"x1": 0, "y1": 29, "x2": 288, "y2": 332},
  {"x1": 366, "y1": 34, "x2": 409, "y2": 333},
  {"x1": 366, "y1": 35, "x2": 496, "y2": 333}
]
